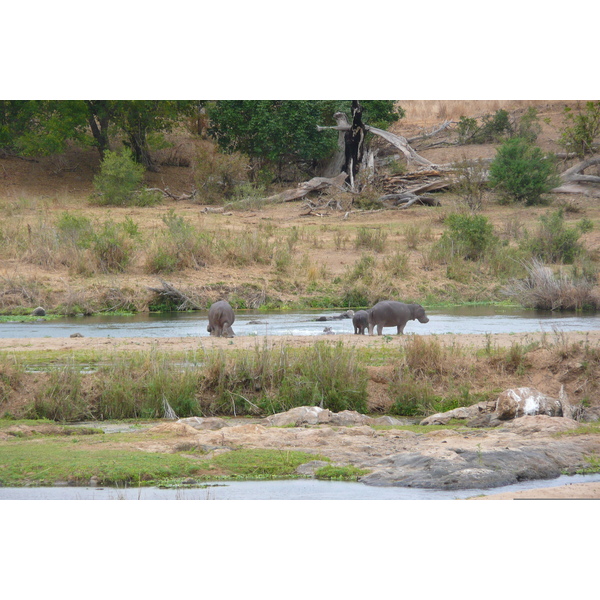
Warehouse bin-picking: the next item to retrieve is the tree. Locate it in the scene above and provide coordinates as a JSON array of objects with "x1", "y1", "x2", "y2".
[
  {"x1": 0, "y1": 100, "x2": 89, "y2": 156},
  {"x1": 206, "y1": 100, "x2": 403, "y2": 180},
  {"x1": 0, "y1": 100, "x2": 197, "y2": 170}
]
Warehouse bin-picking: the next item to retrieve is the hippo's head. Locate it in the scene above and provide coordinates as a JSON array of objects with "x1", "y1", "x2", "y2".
[
  {"x1": 414, "y1": 304, "x2": 429, "y2": 324},
  {"x1": 222, "y1": 324, "x2": 235, "y2": 338}
]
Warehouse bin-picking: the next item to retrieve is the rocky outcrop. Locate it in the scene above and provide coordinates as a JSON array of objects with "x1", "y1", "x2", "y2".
[
  {"x1": 495, "y1": 387, "x2": 570, "y2": 420},
  {"x1": 420, "y1": 387, "x2": 578, "y2": 427},
  {"x1": 420, "y1": 401, "x2": 495, "y2": 426},
  {"x1": 263, "y1": 406, "x2": 407, "y2": 427},
  {"x1": 177, "y1": 417, "x2": 230, "y2": 430}
]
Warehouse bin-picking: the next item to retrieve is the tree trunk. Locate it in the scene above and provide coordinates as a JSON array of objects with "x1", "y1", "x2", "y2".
[
  {"x1": 85, "y1": 101, "x2": 112, "y2": 159},
  {"x1": 124, "y1": 130, "x2": 156, "y2": 172},
  {"x1": 343, "y1": 101, "x2": 366, "y2": 189}
]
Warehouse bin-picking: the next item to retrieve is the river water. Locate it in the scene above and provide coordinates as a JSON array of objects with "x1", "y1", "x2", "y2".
[
  {"x1": 2, "y1": 306, "x2": 600, "y2": 339},
  {"x1": 2, "y1": 472, "x2": 600, "y2": 500}
]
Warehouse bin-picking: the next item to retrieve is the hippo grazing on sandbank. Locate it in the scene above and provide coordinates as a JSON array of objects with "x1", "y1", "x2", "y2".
[
  {"x1": 352, "y1": 310, "x2": 369, "y2": 335},
  {"x1": 207, "y1": 300, "x2": 236, "y2": 338},
  {"x1": 367, "y1": 301, "x2": 429, "y2": 335}
]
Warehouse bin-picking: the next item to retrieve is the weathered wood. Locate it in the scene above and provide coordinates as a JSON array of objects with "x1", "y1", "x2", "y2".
[
  {"x1": 552, "y1": 155, "x2": 600, "y2": 197},
  {"x1": 264, "y1": 172, "x2": 348, "y2": 203},
  {"x1": 147, "y1": 280, "x2": 202, "y2": 311}
]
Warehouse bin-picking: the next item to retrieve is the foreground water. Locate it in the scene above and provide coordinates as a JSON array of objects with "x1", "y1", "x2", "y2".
[
  {"x1": 2, "y1": 472, "x2": 600, "y2": 500},
  {"x1": 2, "y1": 306, "x2": 600, "y2": 338}
]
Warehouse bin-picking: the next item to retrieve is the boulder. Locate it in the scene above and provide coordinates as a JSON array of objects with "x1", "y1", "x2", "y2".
[
  {"x1": 264, "y1": 406, "x2": 333, "y2": 426},
  {"x1": 264, "y1": 407, "x2": 409, "y2": 428},
  {"x1": 32, "y1": 307, "x2": 46, "y2": 316},
  {"x1": 420, "y1": 401, "x2": 494, "y2": 426},
  {"x1": 177, "y1": 417, "x2": 230, "y2": 430},
  {"x1": 495, "y1": 387, "x2": 565, "y2": 420}
]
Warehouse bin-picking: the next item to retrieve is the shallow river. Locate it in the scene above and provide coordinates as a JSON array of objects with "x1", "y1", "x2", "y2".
[
  {"x1": 2, "y1": 306, "x2": 600, "y2": 338},
  {"x1": 2, "y1": 473, "x2": 600, "y2": 500}
]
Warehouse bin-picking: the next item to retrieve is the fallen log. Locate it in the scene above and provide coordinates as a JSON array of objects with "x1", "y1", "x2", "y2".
[
  {"x1": 552, "y1": 155, "x2": 600, "y2": 197},
  {"x1": 147, "y1": 279, "x2": 202, "y2": 310},
  {"x1": 263, "y1": 172, "x2": 349, "y2": 203}
]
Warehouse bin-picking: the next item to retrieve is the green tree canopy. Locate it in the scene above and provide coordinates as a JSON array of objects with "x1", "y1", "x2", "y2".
[
  {"x1": 206, "y1": 100, "x2": 403, "y2": 176},
  {"x1": 0, "y1": 100, "x2": 197, "y2": 170}
]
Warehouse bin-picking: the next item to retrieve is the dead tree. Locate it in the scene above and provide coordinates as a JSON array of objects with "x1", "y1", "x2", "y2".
[
  {"x1": 552, "y1": 155, "x2": 600, "y2": 197},
  {"x1": 343, "y1": 101, "x2": 366, "y2": 189}
]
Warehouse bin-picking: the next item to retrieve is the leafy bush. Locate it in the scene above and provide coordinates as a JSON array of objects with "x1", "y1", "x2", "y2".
[
  {"x1": 92, "y1": 150, "x2": 149, "y2": 206},
  {"x1": 438, "y1": 213, "x2": 497, "y2": 260},
  {"x1": 146, "y1": 210, "x2": 214, "y2": 273},
  {"x1": 389, "y1": 370, "x2": 438, "y2": 416},
  {"x1": 515, "y1": 107, "x2": 542, "y2": 143},
  {"x1": 56, "y1": 212, "x2": 94, "y2": 248},
  {"x1": 489, "y1": 137, "x2": 559, "y2": 204},
  {"x1": 559, "y1": 101, "x2": 600, "y2": 157},
  {"x1": 457, "y1": 109, "x2": 513, "y2": 144},
  {"x1": 523, "y1": 208, "x2": 585, "y2": 264},
  {"x1": 92, "y1": 220, "x2": 136, "y2": 273}
]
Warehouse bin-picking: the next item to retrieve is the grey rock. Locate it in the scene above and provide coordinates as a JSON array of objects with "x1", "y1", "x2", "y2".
[
  {"x1": 177, "y1": 417, "x2": 230, "y2": 430},
  {"x1": 360, "y1": 447, "x2": 568, "y2": 490},
  {"x1": 32, "y1": 307, "x2": 46, "y2": 317}
]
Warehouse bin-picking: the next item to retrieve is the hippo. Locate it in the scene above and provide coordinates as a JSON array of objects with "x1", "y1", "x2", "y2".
[
  {"x1": 315, "y1": 310, "x2": 355, "y2": 322},
  {"x1": 352, "y1": 310, "x2": 369, "y2": 335},
  {"x1": 207, "y1": 300, "x2": 236, "y2": 338},
  {"x1": 367, "y1": 301, "x2": 429, "y2": 335}
]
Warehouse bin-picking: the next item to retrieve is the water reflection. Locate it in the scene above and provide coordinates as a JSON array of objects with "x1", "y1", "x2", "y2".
[
  {"x1": 2, "y1": 306, "x2": 600, "y2": 339},
  {"x1": 1, "y1": 472, "x2": 599, "y2": 500}
]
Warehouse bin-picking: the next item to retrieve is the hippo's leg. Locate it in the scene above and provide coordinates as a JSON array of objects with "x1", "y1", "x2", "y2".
[{"x1": 377, "y1": 324, "x2": 383, "y2": 335}]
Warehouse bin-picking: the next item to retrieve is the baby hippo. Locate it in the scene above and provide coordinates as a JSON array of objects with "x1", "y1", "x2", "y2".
[
  {"x1": 352, "y1": 310, "x2": 369, "y2": 335},
  {"x1": 367, "y1": 301, "x2": 429, "y2": 335},
  {"x1": 207, "y1": 300, "x2": 235, "y2": 338}
]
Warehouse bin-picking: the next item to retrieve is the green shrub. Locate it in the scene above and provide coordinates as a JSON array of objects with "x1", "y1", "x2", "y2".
[
  {"x1": 489, "y1": 137, "x2": 560, "y2": 205},
  {"x1": 439, "y1": 213, "x2": 497, "y2": 260},
  {"x1": 56, "y1": 212, "x2": 94, "y2": 248},
  {"x1": 524, "y1": 208, "x2": 584, "y2": 264},
  {"x1": 515, "y1": 107, "x2": 542, "y2": 143},
  {"x1": 146, "y1": 210, "x2": 214, "y2": 273},
  {"x1": 559, "y1": 101, "x2": 600, "y2": 157},
  {"x1": 92, "y1": 150, "x2": 146, "y2": 206},
  {"x1": 389, "y1": 370, "x2": 437, "y2": 416},
  {"x1": 457, "y1": 109, "x2": 514, "y2": 144},
  {"x1": 92, "y1": 220, "x2": 135, "y2": 273}
]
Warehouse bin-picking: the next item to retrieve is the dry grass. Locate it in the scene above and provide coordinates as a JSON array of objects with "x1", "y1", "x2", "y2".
[
  {"x1": 397, "y1": 100, "x2": 549, "y2": 125},
  {"x1": 503, "y1": 258, "x2": 600, "y2": 310}
]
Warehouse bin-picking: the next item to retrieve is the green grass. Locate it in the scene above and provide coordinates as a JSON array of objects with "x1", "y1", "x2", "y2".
[
  {"x1": 314, "y1": 465, "x2": 369, "y2": 481},
  {"x1": 0, "y1": 431, "x2": 328, "y2": 487},
  {"x1": 0, "y1": 440, "x2": 200, "y2": 487},
  {"x1": 208, "y1": 449, "x2": 326, "y2": 479},
  {"x1": 575, "y1": 454, "x2": 600, "y2": 474}
]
